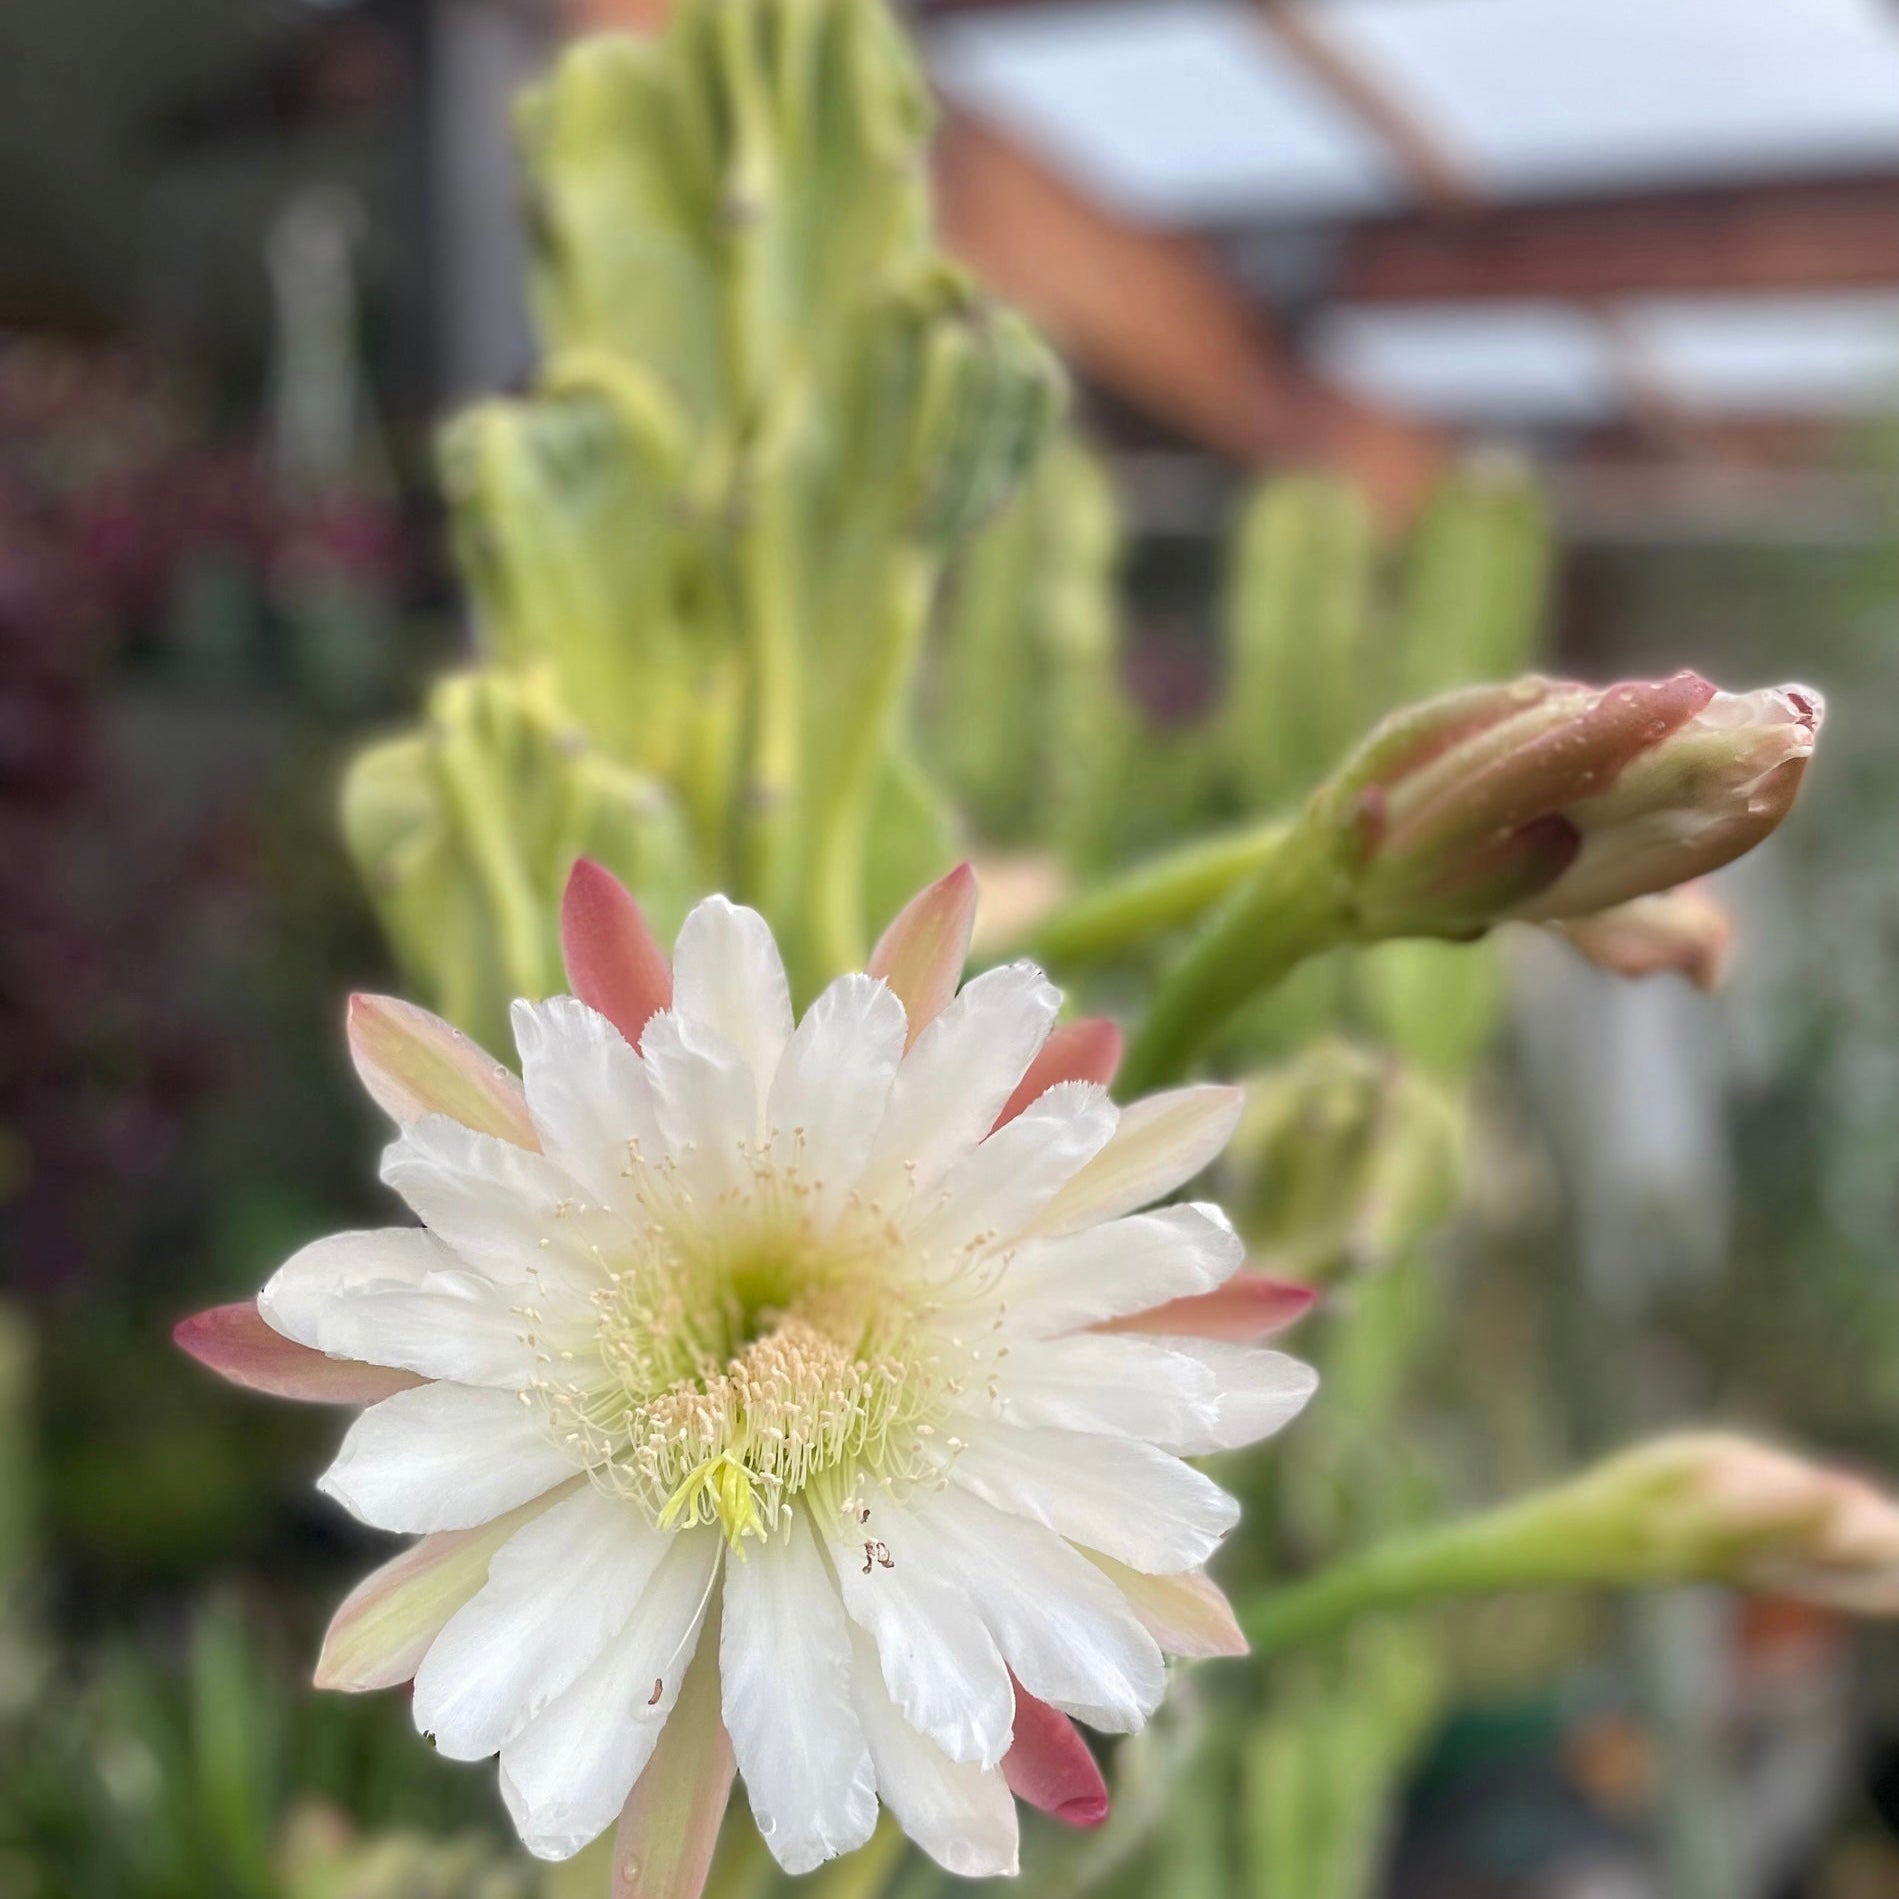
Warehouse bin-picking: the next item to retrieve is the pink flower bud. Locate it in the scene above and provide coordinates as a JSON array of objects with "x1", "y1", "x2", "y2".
[
  {"x1": 1555, "y1": 880, "x2": 1735, "y2": 991},
  {"x1": 1513, "y1": 682, "x2": 1822, "y2": 922},
  {"x1": 1322, "y1": 672, "x2": 1822, "y2": 939},
  {"x1": 1574, "y1": 1434, "x2": 1899, "y2": 1613}
]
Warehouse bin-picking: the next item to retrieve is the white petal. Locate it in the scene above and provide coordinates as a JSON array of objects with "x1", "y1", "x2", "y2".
[
  {"x1": 262, "y1": 1227, "x2": 440, "y2": 1337},
  {"x1": 907, "y1": 1083, "x2": 1118, "y2": 1258},
  {"x1": 639, "y1": 1010, "x2": 757, "y2": 1205},
  {"x1": 606, "y1": 1603, "x2": 733, "y2": 1899},
  {"x1": 319, "y1": 1383, "x2": 576, "y2": 1533},
  {"x1": 949, "y1": 1419, "x2": 1239, "y2": 1574},
  {"x1": 999, "y1": 1203, "x2": 1242, "y2": 1338},
  {"x1": 990, "y1": 1333, "x2": 1219, "y2": 1445},
  {"x1": 1140, "y1": 1341, "x2": 1318, "y2": 1454},
  {"x1": 671, "y1": 896, "x2": 792, "y2": 1119},
  {"x1": 913, "y1": 1486, "x2": 1164, "y2": 1733},
  {"x1": 511, "y1": 996, "x2": 663, "y2": 1214},
  {"x1": 722, "y1": 1511, "x2": 877, "y2": 1874},
  {"x1": 413, "y1": 1487, "x2": 671, "y2": 1761},
  {"x1": 260, "y1": 1228, "x2": 441, "y2": 1324},
  {"x1": 1027, "y1": 1086, "x2": 1244, "y2": 1237},
  {"x1": 380, "y1": 1116, "x2": 619, "y2": 1302},
  {"x1": 848, "y1": 1625, "x2": 1019, "y2": 1878},
  {"x1": 261, "y1": 1228, "x2": 569, "y2": 1388},
  {"x1": 499, "y1": 1529, "x2": 723, "y2": 1859},
  {"x1": 860, "y1": 963, "x2": 1060, "y2": 1204},
  {"x1": 322, "y1": 1275, "x2": 548, "y2": 1387},
  {"x1": 767, "y1": 974, "x2": 907, "y2": 1226},
  {"x1": 818, "y1": 1493, "x2": 1015, "y2": 1767}
]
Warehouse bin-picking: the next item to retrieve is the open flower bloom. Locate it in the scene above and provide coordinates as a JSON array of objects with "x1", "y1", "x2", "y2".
[{"x1": 178, "y1": 862, "x2": 1316, "y2": 1884}]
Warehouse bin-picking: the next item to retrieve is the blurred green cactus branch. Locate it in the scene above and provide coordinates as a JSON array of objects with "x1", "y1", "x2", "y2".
[{"x1": 345, "y1": 0, "x2": 1065, "y2": 1022}]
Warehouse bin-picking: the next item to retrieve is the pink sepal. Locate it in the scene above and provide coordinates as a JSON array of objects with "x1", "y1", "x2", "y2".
[
  {"x1": 1001, "y1": 1680, "x2": 1109, "y2": 1828},
  {"x1": 994, "y1": 1017, "x2": 1124, "y2": 1129},
  {"x1": 174, "y1": 1302, "x2": 423, "y2": 1405},
  {"x1": 1099, "y1": 1270, "x2": 1317, "y2": 1344},
  {"x1": 560, "y1": 858, "x2": 673, "y2": 1048},
  {"x1": 867, "y1": 863, "x2": 977, "y2": 1048}
]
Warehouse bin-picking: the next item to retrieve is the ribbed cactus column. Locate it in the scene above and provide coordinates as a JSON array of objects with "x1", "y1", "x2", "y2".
[
  {"x1": 926, "y1": 435, "x2": 1132, "y2": 871},
  {"x1": 343, "y1": 669, "x2": 695, "y2": 1055},
  {"x1": 1224, "y1": 475, "x2": 1378, "y2": 817},
  {"x1": 344, "y1": 0, "x2": 1064, "y2": 1020}
]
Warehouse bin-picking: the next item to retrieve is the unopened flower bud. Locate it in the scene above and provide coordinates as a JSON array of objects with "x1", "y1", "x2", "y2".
[
  {"x1": 1566, "y1": 1434, "x2": 1899, "y2": 1613},
  {"x1": 1555, "y1": 880, "x2": 1735, "y2": 991},
  {"x1": 1224, "y1": 1041, "x2": 1463, "y2": 1282},
  {"x1": 1245, "y1": 1431, "x2": 1899, "y2": 1657},
  {"x1": 1317, "y1": 672, "x2": 1821, "y2": 940}
]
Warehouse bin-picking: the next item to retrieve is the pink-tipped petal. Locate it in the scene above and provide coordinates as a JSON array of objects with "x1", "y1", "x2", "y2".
[
  {"x1": 174, "y1": 1303, "x2": 423, "y2": 1406},
  {"x1": 1001, "y1": 1681, "x2": 1109, "y2": 1829},
  {"x1": 612, "y1": 1600, "x2": 735, "y2": 1899},
  {"x1": 1100, "y1": 1271, "x2": 1318, "y2": 1344},
  {"x1": 347, "y1": 995, "x2": 537, "y2": 1147},
  {"x1": 867, "y1": 863, "x2": 978, "y2": 1049},
  {"x1": 1085, "y1": 1553, "x2": 1249, "y2": 1659},
  {"x1": 315, "y1": 1495, "x2": 555, "y2": 1691},
  {"x1": 994, "y1": 1017, "x2": 1125, "y2": 1129},
  {"x1": 561, "y1": 858, "x2": 673, "y2": 1049}
]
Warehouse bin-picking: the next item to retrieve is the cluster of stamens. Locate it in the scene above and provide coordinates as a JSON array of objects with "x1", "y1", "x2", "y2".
[{"x1": 527, "y1": 1144, "x2": 956, "y2": 1546}]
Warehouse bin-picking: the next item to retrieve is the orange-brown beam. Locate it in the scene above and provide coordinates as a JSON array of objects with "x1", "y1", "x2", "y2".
[
  {"x1": 934, "y1": 112, "x2": 1446, "y2": 519},
  {"x1": 1258, "y1": 2, "x2": 1478, "y2": 216},
  {"x1": 569, "y1": 0, "x2": 670, "y2": 30},
  {"x1": 1334, "y1": 176, "x2": 1899, "y2": 303}
]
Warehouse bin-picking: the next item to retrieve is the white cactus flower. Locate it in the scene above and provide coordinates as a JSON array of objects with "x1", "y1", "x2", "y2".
[{"x1": 178, "y1": 862, "x2": 1316, "y2": 1889}]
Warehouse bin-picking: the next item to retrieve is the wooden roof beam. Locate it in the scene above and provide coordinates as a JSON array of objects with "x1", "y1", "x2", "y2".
[
  {"x1": 1257, "y1": 2, "x2": 1479, "y2": 217},
  {"x1": 1332, "y1": 175, "x2": 1899, "y2": 304},
  {"x1": 933, "y1": 112, "x2": 1447, "y2": 522}
]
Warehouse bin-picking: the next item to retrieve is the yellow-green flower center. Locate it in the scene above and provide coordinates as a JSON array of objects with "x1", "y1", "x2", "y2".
[{"x1": 534, "y1": 1182, "x2": 951, "y2": 1545}]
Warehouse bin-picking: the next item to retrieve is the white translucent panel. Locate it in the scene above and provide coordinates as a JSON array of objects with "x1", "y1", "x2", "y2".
[
  {"x1": 1622, "y1": 293, "x2": 1899, "y2": 412},
  {"x1": 1316, "y1": 0, "x2": 1899, "y2": 197},
  {"x1": 928, "y1": 0, "x2": 1399, "y2": 223},
  {"x1": 1314, "y1": 303, "x2": 1620, "y2": 422}
]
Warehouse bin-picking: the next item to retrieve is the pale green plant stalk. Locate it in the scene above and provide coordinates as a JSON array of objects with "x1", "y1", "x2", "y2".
[
  {"x1": 1031, "y1": 820, "x2": 1289, "y2": 967},
  {"x1": 1243, "y1": 1431, "x2": 1899, "y2": 1658},
  {"x1": 1241, "y1": 1501, "x2": 1630, "y2": 1660},
  {"x1": 1116, "y1": 821, "x2": 1350, "y2": 1094}
]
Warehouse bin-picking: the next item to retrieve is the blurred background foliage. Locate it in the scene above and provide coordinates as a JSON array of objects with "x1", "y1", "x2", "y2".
[{"x1": 5, "y1": 0, "x2": 1899, "y2": 1896}]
